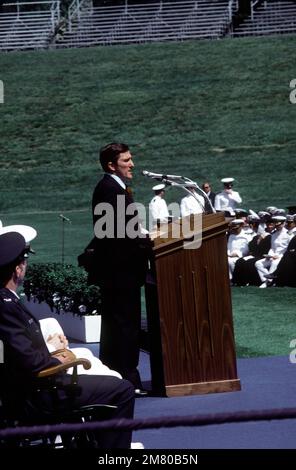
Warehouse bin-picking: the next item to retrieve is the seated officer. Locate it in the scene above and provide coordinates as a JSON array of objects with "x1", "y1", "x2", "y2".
[
  {"x1": 227, "y1": 219, "x2": 249, "y2": 280},
  {"x1": 255, "y1": 215, "x2": 290, "y2": 288},
  {"x1": 232, "y1": 215, "x2": 272, "y2": 286},
  {"x1": 0, "y1": 231, "x2": 134, "y2": 448}
]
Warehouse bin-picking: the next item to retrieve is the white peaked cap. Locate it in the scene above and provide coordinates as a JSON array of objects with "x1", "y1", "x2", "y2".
[
  {"x1": 248, "y1": 209, "x2": 260, "y2": 219},
  {"x1": 271, "y1": 215, "x2": 286, "y2": 223},
  {"x1": 230, "y1": 219, "x2": 244, "y2": 225},
  {"x1": 221, "y1": 177, "x2": 234, "y2": 184},
  {"x1": 0, "y1": 225, "x2": 37, "y2": 243},
  {"x1": 152, "y1": 183, "x2": 166, "y2": 191}
]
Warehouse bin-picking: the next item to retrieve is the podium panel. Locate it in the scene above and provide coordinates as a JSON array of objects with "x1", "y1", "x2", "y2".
[{"x1": 145, "y1": 213, "x2": 241, "y2": 397}]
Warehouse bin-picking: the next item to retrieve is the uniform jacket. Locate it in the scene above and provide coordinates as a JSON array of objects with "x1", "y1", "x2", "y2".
[
  {"x1": 180, "y1": 193, "x2": 204, "y2": 217},
  {"x1": 149, "y1": 195, "x2": 169, "y2": 224},
  {"x1": 0, "y1": 288, "x2": 60, "y2": 396},
  {"x1": 214, "y1": 190, "x2": 242, "y2": 215},
  {"x1": 268, "y1": 227, "x2": 290, "y2": 256},
  {"x1": 227, "y1": 232, "x2": 250, "y2": 258}
]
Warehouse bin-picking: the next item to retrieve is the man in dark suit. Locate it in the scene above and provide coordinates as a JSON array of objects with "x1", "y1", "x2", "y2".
[
  {"x1": 202, "y1": 182, "x2": 216, "y2": 213},
  {"x1": 0, "y1": 231, "x2": 135, "y2": 448},
  {"x1": 91, "y1": 143, "x2": 151, "y2": 395}
]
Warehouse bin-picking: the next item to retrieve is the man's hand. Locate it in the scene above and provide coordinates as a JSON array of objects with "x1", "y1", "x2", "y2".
[
  {"x1": 51, "y1": 348, "x2": 76, "y2": 364},
  {"x1": 47, "y1": 333, "x2": 69, "y2": 350}
]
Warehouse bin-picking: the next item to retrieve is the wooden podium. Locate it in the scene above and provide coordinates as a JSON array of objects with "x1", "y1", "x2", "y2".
[{"x1": 145, "y1": 212, "x2": 241, "y2": 397}]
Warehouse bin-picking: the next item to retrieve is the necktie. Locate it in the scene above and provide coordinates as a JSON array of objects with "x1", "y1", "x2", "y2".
[{"x1": 125, "y1": 186, "x2": 134, "y2": 201}]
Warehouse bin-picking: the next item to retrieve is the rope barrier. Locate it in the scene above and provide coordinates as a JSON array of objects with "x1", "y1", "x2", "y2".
[{"x1": 1, "y1": 407, "x2": 296, "y2": 440}]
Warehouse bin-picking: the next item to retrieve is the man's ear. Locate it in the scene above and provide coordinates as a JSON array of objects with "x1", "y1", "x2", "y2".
[
  {"x1": 15, "y1": 262, "x2": 25, "y2": 277},
  {"x1": 107, "y1": 161, "x2": 115, "y2": 173},
  {"x1": 15, "y1": 264, "x2": 23, "y2": 277},
  {"x1": 12, "y1": 265, "x2": 20, "y2": 282}
]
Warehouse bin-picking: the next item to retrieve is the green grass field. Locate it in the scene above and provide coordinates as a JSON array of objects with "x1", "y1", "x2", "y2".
[
  {"x1": 232, "y1": 286, "x2": 295, "y2": 358},
  {"x1": 0, "y1": 35, "x2": 295, "y2": 357}
]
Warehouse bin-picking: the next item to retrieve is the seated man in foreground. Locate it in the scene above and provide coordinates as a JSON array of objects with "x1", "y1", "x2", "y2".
[{"x1": 0, "y1": 231, "x2": 134, "y2": 449}]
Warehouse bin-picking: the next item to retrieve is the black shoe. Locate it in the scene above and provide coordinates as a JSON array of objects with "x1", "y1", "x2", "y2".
[
  {"x1": 265, "y1": 273, "x2": 277, "y2": 280},
  {"x1": 134, "y1": 388, "x2": 148, "y2": 397}
]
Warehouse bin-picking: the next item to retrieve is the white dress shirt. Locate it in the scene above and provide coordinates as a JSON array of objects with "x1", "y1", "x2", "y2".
[{"x1": 109, "y1": 173, "x2": 126, "y2": 189}]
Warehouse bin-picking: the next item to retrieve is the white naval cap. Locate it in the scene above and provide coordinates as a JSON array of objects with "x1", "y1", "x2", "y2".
[
  {"x1": 258, "y1": 211, "x2": 270, "y2": 218},
  {"x1": 274, "y1": 209, "x2": 286, "y2": 216},
  {"x1": 248, "y1": 209, "x2": 260, "y2": 220},
  {"x1": 221, "y1": 177, "x2": 234, "y2": 184},
  {"x1": 152, "y1": 183, "x2": 166, "y2": 191},
  {"x1": 230, "y1": 218, "x2": 245, "y2": 226},
  {"x1": 271, "y1": 215, "x2": 286, "y2": 224},
  {"x1": 234, "y1": 208, "x2": 248, "y2": 217},
  {"x1": 0, "y1": 225, "x2": 37, "y2": 244},
  {"x1": 266, "y1": 206, "x2": 278, "y2": 214}
]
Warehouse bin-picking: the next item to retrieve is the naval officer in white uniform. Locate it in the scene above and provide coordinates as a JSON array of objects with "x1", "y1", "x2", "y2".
[
  {"x1": 214, "y1": 178, "x2": 242, "y2": 216},
  {"x1": 180, "y1": 185, "x2": 205, "y2": 217},
  {"x1": 149, "y1": 183, "x2": 169, "y2": 227}
]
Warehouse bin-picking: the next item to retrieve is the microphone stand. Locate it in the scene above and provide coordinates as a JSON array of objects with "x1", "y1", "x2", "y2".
[
  {"x1": 182, "y1": 177, "x2": 216, "y2": 214},
  {"x1": 59, "y1": 214, "x2": 71, "y2": 265},
  {"x1": 154, "y1": 175, "x2": 216, "y2": 214},
  {"x1": 61, "y1": 218, "x2": 65, "y2": 265}
]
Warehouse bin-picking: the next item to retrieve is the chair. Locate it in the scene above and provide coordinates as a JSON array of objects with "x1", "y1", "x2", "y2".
[{"x1": 0, "y1": 350, "x2": 117, "y2": 448}]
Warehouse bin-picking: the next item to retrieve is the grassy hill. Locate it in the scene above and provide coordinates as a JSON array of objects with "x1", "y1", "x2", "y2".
[
  {"x1": 1, "y1": 37, "x2": 296, "y2": 261},
  {"x1": 0, "y1": 36, "x2": 295, "y2": 358}
]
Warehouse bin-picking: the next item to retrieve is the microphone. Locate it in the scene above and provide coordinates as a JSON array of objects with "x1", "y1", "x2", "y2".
[
  {"x1": 184, "y1": 182, "x2": 198, "y2": 189},
  {"x1": 142, "y1": 170, "x2": 165, "y2": 180},
  {"x1": 160, "y1": 179, "x2": 176, "y2": 186},
  {"x1": 142, "y1": 170, "x2": 183, "y2": 180},
  {"x1": 59, "y1": 214, "x2": 71, "y2": 223}
]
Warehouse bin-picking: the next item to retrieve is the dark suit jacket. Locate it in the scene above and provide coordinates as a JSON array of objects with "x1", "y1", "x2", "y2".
[
  {"x1": 91, "y1": 174, "x2": 150, "y2": 288},
  {"x1": 249, "y1": 233, "x2": 271, "y2": 258},
  {"x1": 0, "y1": 288, "x2": 60, "y2": 406},
  {"x1": 275, "y1": 235, "x2": 296, "y2": 287},
  {"x1": 208, "y1": 191, "x2": 216, "y2": 206},
  {"x1": 204, "y1": 192, "x2": 216, "y2": 213}
]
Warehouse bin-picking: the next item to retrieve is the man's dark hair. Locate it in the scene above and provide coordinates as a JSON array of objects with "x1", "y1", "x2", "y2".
[
  {"x1": 99, "y1": 143, "x2": 129, "y2": 172},
  {"x1": 202, "y1": 182, "x2": 211, "y2": 190},
  {"x1": 154, "y1": 189, "x2": 164, "y2": 196},
  {"x1": 0, "y1": 255, "x2": 26, "y2": 287}
]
